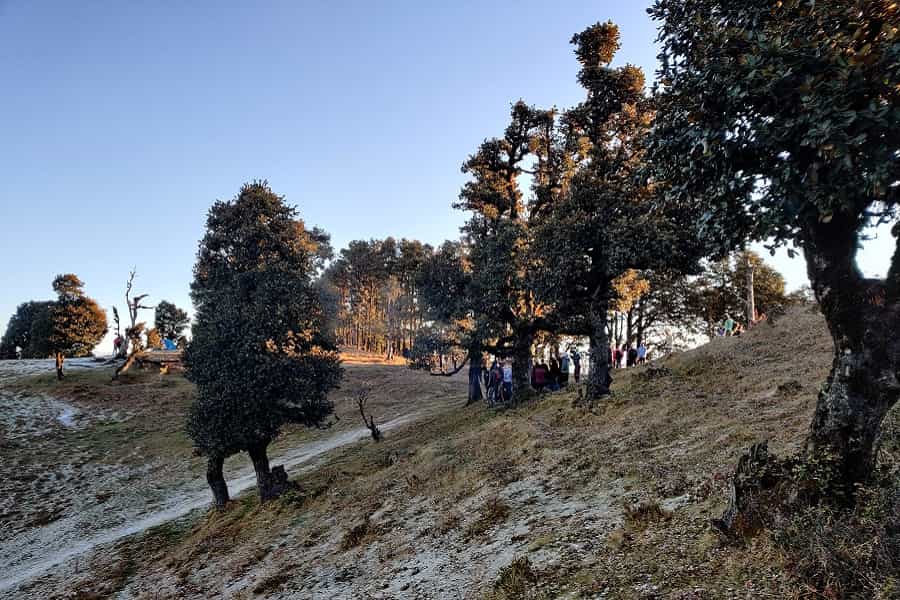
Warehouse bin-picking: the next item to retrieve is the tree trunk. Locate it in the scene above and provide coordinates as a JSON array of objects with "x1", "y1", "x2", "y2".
[
  {"x1": 802, "y1": 216, "x2": 900, "y2": 493},
  {"x1": 511, "y1": 330, "x2": 533, "y2": 397},
  {"x1": 55, "y1": 352, "x2": 64, "y2": 380},
  {"x1": 206, "y1": 454, "x2": 229, "y2": 508},
  {"x1": 247, "y1": 442, "x2": 288, "y2": 502},
  {"x1": 636, "y1": 298, "x2": 646, "y2": 346},
  {"x1": 626, "y1": 308, "x2": 634, "y2": 346},
  {"x1": 587, "y1": 296, "x2": 612, "y2": 399},
  {"x1": 466, "y1": 349, "x2": 484, "y2": 406}
]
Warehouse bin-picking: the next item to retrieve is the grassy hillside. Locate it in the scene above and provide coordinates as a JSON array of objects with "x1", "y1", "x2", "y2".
[{"x1": 10, "y1": 303, "x2": 900, "y2": 599}]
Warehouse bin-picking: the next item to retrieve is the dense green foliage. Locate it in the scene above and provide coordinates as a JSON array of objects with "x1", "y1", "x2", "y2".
[
  {"x1": 0, "y1": 300, "x2": 54, "y2": 359},
  {"x1": 153, "y1": 300, "x2": 189, "y2": 341},
  {"x1": 648, "y1": 0, "x2": 900, "y2": 497},
  {"x1": 48, "y1": 274, "x2": 108, "y2": 378},
  {"x1": 420, "y1": 22, "x2": 706, "y2": 397},
  {"x1": 185, "y1": 181, "x2": 342, "y2": 503}
]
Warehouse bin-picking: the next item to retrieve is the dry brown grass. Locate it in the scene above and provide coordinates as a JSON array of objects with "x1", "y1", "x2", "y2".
[{"x1": 39, "y1": 304, "x2": 900, "y2": 599}]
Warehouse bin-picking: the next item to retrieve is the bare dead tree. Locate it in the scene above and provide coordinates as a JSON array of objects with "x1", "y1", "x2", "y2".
[
  {"x1": 114, "y1": 269, "x2": 153, "y2": 379},
  {"x1": 355, "y1": 386, "x2": 381, "y2": 441}
]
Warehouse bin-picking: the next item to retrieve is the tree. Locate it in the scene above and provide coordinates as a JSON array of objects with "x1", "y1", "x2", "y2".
[
  {"x1": 48, "y1": 274, "x2": 107, "y2": 379},
  {"x1": 113, "y1": 270, "x2": 152, "y2": 378},
  {"x1": 322, "y1": 238, "x2": 431, "y2": 357},
  {"x1": 184, "y1": 181, "x2": 342, "y2": 507},
  {"x1": 648, "y1": 0, "x2": 900, "y2": 506},
  {"x1": 453, "y1": 102, "x2": 561, "y2": 393},
  {"x1": 154, "y1": 300, "x2": 189, "y2": 341},
  {"x1": 609, "y1": 270, "x2": 651, "y2": 348},
  {"x1": 532, "y1": 21, "x2": 704, "y2": 398},
  {"x1": 680, "y1": 252, "x2": 788, "y2": 338},
  {"x1": 415, "y1": 240, "x2": 487, "y2": 404},
  {"x1": 0, "y1": 301, "x2": 54, "y2": 359}
]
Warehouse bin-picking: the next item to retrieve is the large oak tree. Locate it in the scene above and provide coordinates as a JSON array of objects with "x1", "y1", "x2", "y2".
[{"x1": 648, "y1": 0, "x2": 900, "y2": 499}]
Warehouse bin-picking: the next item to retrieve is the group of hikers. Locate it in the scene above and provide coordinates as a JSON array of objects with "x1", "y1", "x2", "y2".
[
  {"x1": 482, "y1": 348, "x2": 585, "y2": 406},
  {"x1": 482, "y1": 358, "x2": 514, "y2": 406},
  {"x1": 717, "y1": 311, "x2": 767, "y2": 338},
  {"x1": 529, "y1": 349, "x2": 581, "y2": 392},
  {"x1": 609, "y1": 342, "x2": 648, "y2": 369},
  {"x1": 480, "y1": 340, "x2": 658, "y2": 406}
]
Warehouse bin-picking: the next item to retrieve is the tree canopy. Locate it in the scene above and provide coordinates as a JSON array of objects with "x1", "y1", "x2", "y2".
[
  {"x1": 184, "y1": 181, "x2": 342, "y2": 506},
  {"x1": 0, "y1": 300, "x2": 54, "y2": 359},
  {"x1": 648, "y1": 0, "x2": 900, "y2": 512},
  {"x1": 48, "y1": 274, "x2": 108, "y2": 379},
  {"x1": 154, "y1": 300, "x2": 189, "y2": 341}
]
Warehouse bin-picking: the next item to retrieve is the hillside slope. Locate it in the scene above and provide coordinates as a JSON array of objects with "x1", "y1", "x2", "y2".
[{"x1": 12, "y1": 303, "x2": 898, "y2": 599}]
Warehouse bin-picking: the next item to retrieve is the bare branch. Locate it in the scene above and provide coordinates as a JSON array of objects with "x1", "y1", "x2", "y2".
[{"x1": 354, "y1": 386, "x2": 381, "y2": 441}]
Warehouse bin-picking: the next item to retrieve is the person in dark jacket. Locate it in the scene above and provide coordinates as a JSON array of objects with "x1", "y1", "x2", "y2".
[{"x1": 627, "y1": 345, "x2": 638, "y2": 367}]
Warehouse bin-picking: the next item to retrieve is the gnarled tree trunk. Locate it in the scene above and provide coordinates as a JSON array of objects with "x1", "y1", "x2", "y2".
[
  {"x1": 802, "y1": 217, "x2": 900, "y2": 492},
  {"x1": 206, "y1": 454, "x2": 229, "y2": 508},
  {"x1": 466, "y1": 348, "x2": 484, "y2": 406},
  {"x1": 587, "y1": 296, "x2": 612, "y2": 399},
  {"x1": 247, "y1": 442, "x2": 289, "y2": 502},
  {"x1": 720, "y1": 218, "x2": 900, "y2": 534},
  {"x1": 511, "y1": 330, "x2": 533, "y2": 400}
]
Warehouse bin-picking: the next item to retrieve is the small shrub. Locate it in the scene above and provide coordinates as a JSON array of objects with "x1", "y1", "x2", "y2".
[
  {"x1": 341, "y1": 518, "x2": 376, "y2": 550},
  {"x1": 487, "y1": 556, "x2": 539, "y2": 600},
  {"x1": 465, "y1": 496, "x2": 510, "y2": 538},
  {"x1": 776, "y1": 380, "x2": 803, "y2": 397},
  {"x1": 253, "y1": 571, "x2": 292, "y2": 594},
  {"x1": 485, "y1": 456, "x2": 522, "y2": 485}
]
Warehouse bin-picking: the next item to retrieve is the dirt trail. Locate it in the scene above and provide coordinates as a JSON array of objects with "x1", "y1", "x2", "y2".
[{"x1": 0, "y1": 359, "x2": 423, "y2": 595}]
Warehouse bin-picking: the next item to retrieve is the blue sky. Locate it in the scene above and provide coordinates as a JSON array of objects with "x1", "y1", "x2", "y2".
[{"x1": 0, "y1": 1, "x2": 892, "y2": 352}]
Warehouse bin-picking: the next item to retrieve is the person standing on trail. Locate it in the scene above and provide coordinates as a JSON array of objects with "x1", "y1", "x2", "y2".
[
  {"x1": 502, "y1": 360, "x2": 513, "y2": 403},
  {"x1": 627, "y1": 345, "x2": 638, "y2": 368},
  {"x1": 559, "y1": 352, "x2": 570, "y2": 386},
  {"x1": 531, "y1": 361, "x2": 546, "y2": 392},
  {"x1": 548, "y1": 358, "x2": 562, "y2": 391},
  {"x1": 724, "y1": 314, "x2": 735, "y2": 336},
  {"x1": 572, "y1": 350, "x2": 582, "y2": 382},
  {"x1": 637, "y1": 343, "x2": 647, "y2": 365}
]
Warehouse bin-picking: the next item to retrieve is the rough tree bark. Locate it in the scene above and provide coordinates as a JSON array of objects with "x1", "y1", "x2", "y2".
[
  {"x1": 719, "y1": 217, "x2": 900, "y2": 534},
  {"x1": 801, "y1": 217, "x2": 900, "y2": 491},
  {"x1": 745, "y1": 256, "x2": 756, "y2": 325},
  {"x1": 247, "y1": 442, "x2": 289, "y2": 502},
  {"x1": 587, "y1": 295, "x2": 612, "y2": 399},
  {"x1": 511, "y1": 329, "x2": 533, "y2": 398},
  {"x1": 206, "y1": 454, "x2": 229, "y2": 508},
  {"x1": 466, "y1": 348, "x2": 484, "y2": 406}
]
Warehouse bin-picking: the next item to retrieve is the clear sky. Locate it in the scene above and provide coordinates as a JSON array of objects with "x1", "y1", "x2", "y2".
[{"x1": 0, "y1": 1, "x2": 892, "y2": 353}]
